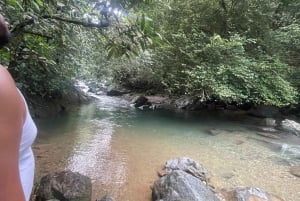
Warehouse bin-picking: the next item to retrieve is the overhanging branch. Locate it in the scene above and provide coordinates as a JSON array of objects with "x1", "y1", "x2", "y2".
[
  {"x1": 11, "y1": 14, "x2": 108, "y2": 34},
  {"x1": 42, "y1": 15, "x2": 108, "y2": 28}
]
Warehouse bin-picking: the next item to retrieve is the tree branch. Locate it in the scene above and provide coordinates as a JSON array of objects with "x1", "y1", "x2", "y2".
[
  {"x1": 42, "y1": 15, "x2": 108, "y2": 28},
  {"x1": 24, "y1": 30, "x2": 53, "y2": 39},
  {"x1": 10, "y1": 18, "x2": 35, "y2": 33},
  {"x1": 11, "y1": 15, "x2": 108, "y2": 34}
]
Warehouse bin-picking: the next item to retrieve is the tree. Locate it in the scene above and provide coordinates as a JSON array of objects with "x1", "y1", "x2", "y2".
[
  {"x1": 0, "y1": 0, "x2": 160, "y2": 99},
  {"x1": 115, "y1": 0, "x2": 299, "y2": 106}
]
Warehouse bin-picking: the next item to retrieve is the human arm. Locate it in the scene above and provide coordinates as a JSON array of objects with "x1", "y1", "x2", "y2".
[{"x1": 0, "y1": 66, "x2": 26, "y2": 201}]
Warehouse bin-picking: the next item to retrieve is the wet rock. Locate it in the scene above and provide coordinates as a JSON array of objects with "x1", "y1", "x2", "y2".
[
  {"x1": 221, "y1": 187, "x2": 283, "y2": 201},
  {"x1": 133, "y1": 96, "x2": 151, "y2": 108},
  {"x1": 152, "y1": 170, "x2": 220, "y2": 201},
  {"x1": 209, "y1": 129, "x2": 224, "y2": 136},
  {"x1": 174, "y1": 96, "x2": 200, "y2": 110},
  {"x1": 164, "y1": 157, "x2": 211, "y2": 182},
  {"x1": 289, "y1": 166, "x2": 300, "y2": 178},
  {"x1": 281, "y1": 119, "x2": 300, "y2": 136},
  {"x1": 35, "y1": 170, "x2": 92, "y2": 201},
  {"x1": 155, "y1": 98, "x2": 176, "y2": 110},
  {"x1": 259, "y1": 127, "x2": 278, "y2": 133},
  {"x1": 106, "y1": 89, "x2": 128, "y2": 96}
]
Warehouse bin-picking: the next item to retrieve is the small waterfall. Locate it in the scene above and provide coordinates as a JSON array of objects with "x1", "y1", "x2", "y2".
[
  {"x1": 280, "y1": 143, "x2": 288, "y2": 156},
  {"x1": 280, "y1": 143, "x2": 300, "y2": 161}
]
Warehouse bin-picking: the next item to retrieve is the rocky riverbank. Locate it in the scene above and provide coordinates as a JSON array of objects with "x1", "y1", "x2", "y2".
[
  {"x1": 118, "y1": 92, "x2": 300, "y2": 137},
  {"x1": 31, "y1": 157, "x2": 294, "y2": 201},
  {"x1": 27, "y1": 83, "x2": 93, "y2": 118}
]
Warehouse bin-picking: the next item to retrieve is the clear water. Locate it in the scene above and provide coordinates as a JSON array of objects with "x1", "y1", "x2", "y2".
[{"x1": 34, "y1": 95, "x2": 300, "y2": 201}]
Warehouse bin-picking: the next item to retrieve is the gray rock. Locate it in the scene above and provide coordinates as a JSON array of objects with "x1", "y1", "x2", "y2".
[
  {"x1": 152, "y1": 170, "x2": 220, "y2": 201},
  {"x1": 221, "y1": 187, "x2": 283, "y2": 201},
  {"x1": 164, "y1": 157, "x2": 211, "y2": 182},
  {"x1": 174, "y1": 96, "x2": 199, "y2": 110},
  {"x1": 281, "y1": 119, "x2": 300, "y2": 136},
  {"x1": 35, "y1": 170, "x2": 92, "y2": 201}
]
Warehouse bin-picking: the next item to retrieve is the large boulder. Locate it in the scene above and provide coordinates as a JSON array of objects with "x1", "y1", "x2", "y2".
[
  {"x1": 221, "y1": 187, "x2": 283, "y2": 201},
  {"x1": 247, "y1": 105, "x2": 280, "y2": 118},
  {"x1": 35, "y1": 170, "x2": 92, "y2": 201},
  {"x1": 152, "y1": 170, "x2": 220, "y2": 201},
  {"x1": 280, "y1": 119, "x2": 300, "y2": 136}
]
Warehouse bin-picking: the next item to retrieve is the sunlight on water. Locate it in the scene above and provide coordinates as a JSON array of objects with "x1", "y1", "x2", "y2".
[
  {"x1": 67, "y1": 119, "x2": 121, "y2": 181},
  {"x1": 34, "y1": 95, "x2": 300, "y2": 201}
]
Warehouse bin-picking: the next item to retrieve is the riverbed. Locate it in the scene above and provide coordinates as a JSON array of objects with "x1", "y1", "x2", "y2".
[{"x1": 33, "y1": 94, "x2": 300, "y2": 201}]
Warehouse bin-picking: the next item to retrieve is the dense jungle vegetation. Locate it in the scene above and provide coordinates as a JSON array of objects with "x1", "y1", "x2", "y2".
[{"x1": 0, "y1": 0, "x2": 299, "y2": 107}]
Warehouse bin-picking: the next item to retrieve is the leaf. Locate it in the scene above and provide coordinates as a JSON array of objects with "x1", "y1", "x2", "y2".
[
  {"x1": 8, "y1": 0, "x2": 24, "y2": 10},
  {"x1": 107, "y1": 47, "x2": 116, "y2": 59},
  {"x1": 141, "y1": 13, "x2": 145, "y2": 31},
  {"x1": 32, "y1": 1, "x2": 40, "y2": 11}
]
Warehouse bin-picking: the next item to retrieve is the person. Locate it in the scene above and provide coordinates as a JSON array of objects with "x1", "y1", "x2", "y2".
[{"x1": 0, "y1": 13, "x2": 37, "y2": 201}]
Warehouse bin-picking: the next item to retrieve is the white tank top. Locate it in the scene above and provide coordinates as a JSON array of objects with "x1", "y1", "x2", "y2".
[{"x1": 18, "y1": 90, "x2": 37, "y2": 201}]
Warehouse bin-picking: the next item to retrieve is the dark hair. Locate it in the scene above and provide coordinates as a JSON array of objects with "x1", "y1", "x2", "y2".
[
  {"x1": 0, "y1": 14, "x2": 9, "y2": 48},
  {"x1": 0, "y1": 32, "x2": 9, "y2": 48}
]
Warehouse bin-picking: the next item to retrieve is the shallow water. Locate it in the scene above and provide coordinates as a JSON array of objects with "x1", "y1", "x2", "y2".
[{"x1": 34, "y1": 95, "x2": 300, "y2": 201}]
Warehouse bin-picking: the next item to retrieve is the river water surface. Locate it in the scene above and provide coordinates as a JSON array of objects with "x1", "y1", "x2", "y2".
[{"x1": 33, "y1": 93, "x2": 300, "y2": 201}]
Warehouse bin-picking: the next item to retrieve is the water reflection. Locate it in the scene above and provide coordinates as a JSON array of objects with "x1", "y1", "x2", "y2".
[{"x1": 67, "y1": 118, "x2": 126, "y2": 187}]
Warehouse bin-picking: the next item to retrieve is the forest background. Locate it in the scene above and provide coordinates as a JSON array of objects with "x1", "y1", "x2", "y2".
[{"x1": 0, "y1": 0, "x2": 299, "y2": 110}]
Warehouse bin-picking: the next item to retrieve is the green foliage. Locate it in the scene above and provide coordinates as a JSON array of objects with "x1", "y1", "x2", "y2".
[
  {"x1": 0, "y1": 0, "x2": 299, "y2": 107},
  {"x1": 114, "y1": 0, "x2": 299, "y2": 107},
  {"x1": 0, "y1": 0, "x2": 161, "y2": 99}
]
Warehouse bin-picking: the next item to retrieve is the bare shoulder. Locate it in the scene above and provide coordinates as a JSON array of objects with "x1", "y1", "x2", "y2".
[
  {"x1": 0, "y1": 65, "x2": 16, "y2": 90},
  {"x1": 0, "y1": 65, "x2": 24, "y2": 119}
]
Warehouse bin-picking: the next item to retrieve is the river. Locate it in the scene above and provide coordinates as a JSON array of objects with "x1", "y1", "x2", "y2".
[{"x1": 33, "y1": 90, "x2": 300, "y2": 201}]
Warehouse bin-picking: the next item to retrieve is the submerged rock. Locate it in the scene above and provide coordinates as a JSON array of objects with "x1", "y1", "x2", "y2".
[
  {"x1": 289, "y1": 166, "x2": 300, "y2": 178},
  {"x1": 35, "y1": 170, "x2": 92, "y2": 201},
  {"x1": 152, "y1": 170, "x2": 220, "y2": 201},
  {"x1": 221, "y1": 187, "x2": 283, "y2": 201},
  {"x1": 209, "y1": 129, "x2": 224, "y2": 136}
]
